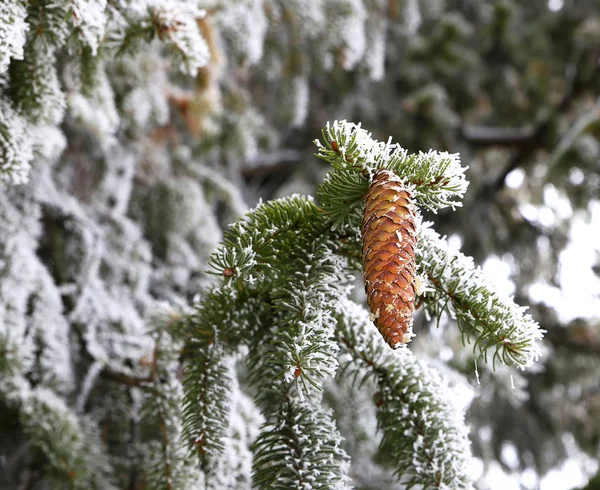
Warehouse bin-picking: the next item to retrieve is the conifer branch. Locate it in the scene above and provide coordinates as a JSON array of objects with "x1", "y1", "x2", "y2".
[
  {"x1": 337, "y1": 300, "x2": 474, "y2": 489},
  {"x1": 252, "y1": 396, "x2": 352, "y2": 490},
  {"x1": 0, "y1": 375, "x2": 115, "y2": 489},
  {"x1": 417, "y1": 224, "x2": 545, "y2": 369},
  {"x1": 181, "y1": 340, "x2": 231, "y2": 470},
  {"x1": 208, "y1": 195, "x2": 325, "y2": 284},
  {"x1": 8, "y1": 43, "x2": 66, "y2": 124},
  {"x1": 114, "y1": 3, "x2": 209, "y2": 76},
  {"x1": 315, "y1": 120, "x2": 468, "y2": 229},
  {"x1": 141, "y1": 328, "x2": 204, "y2": 489},
  {"x1": 182, "y1": 195, "x2": 353, "y2": 479},
  {"x1": 0, "y1": 96, "x2": 33, "y2": 184},
  {"x1": 177, "y1": 120, "x2": 543, "y2": 485},
  {"x1": 0, "y1": 1, "x2": 28, "y2": 74},
  {"x1": 246, "y1": 241, "x2": 352, "y2": 405},
  {"x1": 180, "y1": 288, "x2": 271, "y2": 469}
]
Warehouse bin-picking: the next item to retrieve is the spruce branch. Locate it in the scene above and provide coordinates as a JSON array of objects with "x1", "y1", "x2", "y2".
[
  {"x1": 0, "y1": 0, "x2": 29, "y2": 75},
  {"x1": 181, "y1": 339, "x2": 231, "y2": 470},
  {"x1": 150, "y1": 1, "x2": 209, "y2": 76},
  {"x1": 337, "y1": 300, "x2": 474, "y2": 490},
  {"x1": 0, "y1": 96, "x2": 33, "y2": 184},
  {"x1": 114, "y1": 2, "x2": 209, "y2": 76},
  {"x1": 67, "y1": 0, "x2": 107, "y2": 55},
  {"x1": 182, "y1": 195, "x2": 354, "y2": 480},
  {"x1": 208, "y1": 195, "x2": 324, "y2": 285},
  {"x1": 180, "y1": 287, "x2": 271, "y2": 469},
  {"x1": 316, "y1": 120, "x2": 468, "y2": 229},
  {"x1": 25, "y1": 0, "x2": 71, "y2": 48},
  {"x1": 247, "y1": 240, "x2": 352, "y2": 404},
  {"x1": 0, "y1": 376, "x2": 116, "y2": 489},
  {"x1": 140, "y1": 327, "x2": 204, "y2": 490},
  {"x1": 417, "y1": 224, "x2": 545, "y2": 369},
  {"x1": 177, "y1": 120, "x2": 544, "y2": 486},
  {"x1": 252, "y1": 396, "x2": 352, "y2": 490},
  {"x1": 8, "y1": 46, "x2": 66, "y2": 125}
]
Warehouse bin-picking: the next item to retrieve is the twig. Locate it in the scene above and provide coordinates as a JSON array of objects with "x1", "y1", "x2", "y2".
[{"x1": 461, "y1": 125, "x2": 535, "y2": 147}]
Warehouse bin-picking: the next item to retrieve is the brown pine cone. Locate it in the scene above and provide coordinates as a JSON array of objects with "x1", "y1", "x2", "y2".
[{"x1": 362, "y1": 170, "x2": 418, "y2": 348}]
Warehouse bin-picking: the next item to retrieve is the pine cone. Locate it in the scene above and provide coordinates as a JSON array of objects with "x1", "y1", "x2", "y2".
[{"x1": 362, "y1": 170, "x2": 418, "y2": 348}]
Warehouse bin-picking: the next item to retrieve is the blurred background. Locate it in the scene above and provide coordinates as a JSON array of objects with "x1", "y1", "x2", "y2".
[{"x1": 1, "y1": 0, "x2": 599, "y2": 488}]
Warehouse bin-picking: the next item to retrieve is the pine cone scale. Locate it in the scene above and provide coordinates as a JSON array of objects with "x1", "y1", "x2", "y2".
[{"x1": 362, "y1": 170, "x2": 418, "y2": 348}]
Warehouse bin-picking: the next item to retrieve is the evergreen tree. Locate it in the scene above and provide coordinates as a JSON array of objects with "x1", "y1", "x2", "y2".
[{"x1": 1, "y1": 1, "x2": 599, "y2": 489}]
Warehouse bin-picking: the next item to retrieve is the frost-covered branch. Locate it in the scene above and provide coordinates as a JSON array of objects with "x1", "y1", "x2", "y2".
[
  {"x1": 252, "y1": 396, "x2": 352, "y2": 490},
  {"x1": 114, "y1": 1, "x2": 209, "y2": 75},
  {"x1": 0, "y1": 1, "x2": 28, "y2": 74},
  {"x1": 141, "y1": 328, "x2": 204, "y2": 489},
  {"x1": 181, "y1": 193, "x2": 355, "y2": 482},
  {"x1": 337, "y1": 300, "x2": 474, "y2": 489},
  {"x1": 180, "y1": 289, "x2": 271, "y2": 467},
  {"x1": 0, "y1": 97, "x2": 33, "y2": 184},
  {"x1": 417, "y1": 224, "x2": 545, "y2": 369},
  {"x1": 181, "y1": 339, "x2": 231, "y2": 469},
  {"x1": 0, "y1": 0, "x2": 209, "y2": 184},
  {"x1": 316, "y1": 120, "x2": 468, "y2": 228},
  {"x1": 0, "y1": 376, "x2": 115, "y2": 489},
  {"x1": 209, "y1": 195, "x2": 324, "y2": 283},
  {"x1": 247, "y1": 241, "x2": 351, "y2": 403}
]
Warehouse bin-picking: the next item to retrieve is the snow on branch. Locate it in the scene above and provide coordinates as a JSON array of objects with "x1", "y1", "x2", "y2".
[
  {"x1": 151, "y1": 1, "x2": 209, "y2": 75},
  {"x1": 417, "y1": 224, "x2": 544, "y2": 369},
  {"x1": 0, "y1": 1, "x2": 28, "y2": 74},
  {"x1": 141, "y1": 326, "x2": 205, "y2": 489},
  {"x1": 316, "y1": 119, "x2": 468, "y2": 228},
  {"x1": 181, "y1": 339, "x2": 232, "y2": 469},
  {"x1": 68, "y1": 0, "x2": 107, "y2": 55},
  {"x1": 248, "y1": 241, "x2": 352, "y2": 403},
  {"x1": 209, "y1": 194, "x2": 323, "y2": 285},
  {"x1": 180, "y1": 289, "x2": 272, "y2": 468},
  {"x1": 252, "y1": 396, "x2": 352, "y2": 490},
  {"x1": 115, "y1": 1, "x2": 209, "y2": 76},
  {"x1": 0, "y1": 376, "x2": 115, "y2": 488},
  {"x1": 337, "y1": 300, "x2": 475, "y2": 490},
  {"x1": 8, "y1": 46, "x2": 66, "y2": 125},
  {"x1": 0, "y1": 97, "x2": 33, "y2": 184}
]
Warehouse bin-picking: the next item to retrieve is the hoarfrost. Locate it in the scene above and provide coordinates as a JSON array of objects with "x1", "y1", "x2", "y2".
[
  {"x1": 69, "y1": 0, "x2": 108, "y2": 54},
  {"x1": 418, "y1": 223, "x2": 545, "y2": 369},
  {"x1": 0, "y1": 0, "x2": 28, "y2": 74},
  {"x1": 0, "y1": 97, "x2": 33, "y2": 184}
]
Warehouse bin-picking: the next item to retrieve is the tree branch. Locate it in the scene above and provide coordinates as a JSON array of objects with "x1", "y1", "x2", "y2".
[{"x1": 461, "y1": 125, "x2": 536, "y2": 147}]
